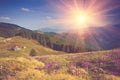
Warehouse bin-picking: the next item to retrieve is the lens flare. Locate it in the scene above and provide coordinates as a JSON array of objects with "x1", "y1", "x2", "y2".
[
  {"x1": 49, "y1": 0, "x2": 120, "y2": 52},
  {"x1": 73, "y1": 11, "x2": 91, "y2": 27},
  {"x1": 51, "y1": 0, "x2": 119, "y2": 30}
]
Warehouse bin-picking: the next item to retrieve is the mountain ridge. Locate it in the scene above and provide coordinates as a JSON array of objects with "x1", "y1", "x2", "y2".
[{"x1": 0, "y1": 22, "x2": 120, "y2": 53}]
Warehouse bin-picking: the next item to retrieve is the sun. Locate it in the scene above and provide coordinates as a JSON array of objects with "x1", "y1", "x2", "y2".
[
  {"x1": 75, "y1": 13, "x2": 89, "y2": 25},
  {"x1": 78, "y1": 16, "x2": 86, "y2": 23},
  {"x1": 53, "y1": 0, "x2": 115, "y2": 30},
  {"x1": 72, "y1": 11, "x2": 92, "y2": 28},
  {"x1": 67, "y1": 8, "x2": 108, "y2": 29}
]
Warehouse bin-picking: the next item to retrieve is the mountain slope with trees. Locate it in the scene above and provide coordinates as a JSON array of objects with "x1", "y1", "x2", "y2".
[
  {"x1": 0, "y1": 22, "x2": 120, "y2": 53},
  {"x1": 0, "y1": 36, "x2": 65, "y2": 57}
]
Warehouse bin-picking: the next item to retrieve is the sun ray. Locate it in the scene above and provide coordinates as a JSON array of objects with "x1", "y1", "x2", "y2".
[
  {"x1": 51, "y1": 0, "x2": 120, "y2": 30},
  {"x1": 49, "y1": 0, "x2": 120, "y2": 52}
]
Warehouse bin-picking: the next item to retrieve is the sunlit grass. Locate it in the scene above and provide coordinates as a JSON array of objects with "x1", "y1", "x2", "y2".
[
  {"x1": 0, "y1": 36, "x2": 66, "y2": 57},
  {"x1": 0, "y1": 49, "x2": 119, "y2": 80}
]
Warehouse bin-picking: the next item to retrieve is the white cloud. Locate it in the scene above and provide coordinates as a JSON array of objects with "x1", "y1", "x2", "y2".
[
  {"x1": 0, "y1": 16, "x2": 12, "y2": 20},
  {"x1": 21, "y1": 8, "x2": 30, "y2": 12}
]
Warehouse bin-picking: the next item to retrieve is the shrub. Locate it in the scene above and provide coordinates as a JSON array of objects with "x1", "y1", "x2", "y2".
[{"x1": 29, "y1": 49, "x2": 37, "y2": 56}]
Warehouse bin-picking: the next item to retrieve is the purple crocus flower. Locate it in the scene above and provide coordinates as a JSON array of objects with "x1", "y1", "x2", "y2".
[
  {"x1": 83, "y1": 62, "x2": 90, "y2": 69},
  {"x1": 45, "y1": 63, "x2": 53, "y2": 69},
  {"x1": 109, "y1": 71, "x2": 118, "y2": 75}
]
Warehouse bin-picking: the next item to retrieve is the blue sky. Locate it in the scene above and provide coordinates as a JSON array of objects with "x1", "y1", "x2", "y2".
[
  {"x1": 0, "y1": 0, "x2": 57, "y2": 30},
  {"x1": 0, "y1": 0, "x2": 120, "y2": 30}
]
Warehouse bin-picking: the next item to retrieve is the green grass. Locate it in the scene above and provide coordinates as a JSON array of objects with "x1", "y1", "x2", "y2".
[{"x1": 0, "y1": 36, "x2": 66, "y2": 57}]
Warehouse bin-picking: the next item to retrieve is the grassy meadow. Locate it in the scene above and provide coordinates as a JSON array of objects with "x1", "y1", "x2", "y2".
[
  {"x1": 0, "y1": 36, "x2": 120, "y2": 80},
  {"x1": 0, "y1": 36, "x2": 65, "y2": 58}
]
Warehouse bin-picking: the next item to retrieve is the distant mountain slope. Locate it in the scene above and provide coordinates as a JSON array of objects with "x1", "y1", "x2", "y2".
[
  {"x1": 0, "y1": 22, "x2": 31, "y2": 37},
  {"x1": 0, "y1": 22, "x2": 54, "y2": 48},
  {"x1": 43, "y1": 25, "x2": 120, "y2": 52},
  {"x1": 0, "y1": 36, "x2": 65, "y2": 57},
  {"x1": 0, "y1": 22, "x2": 120, "y2": 53}
]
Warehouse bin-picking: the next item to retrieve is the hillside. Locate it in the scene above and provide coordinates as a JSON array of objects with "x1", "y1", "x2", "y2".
[
  {"x1": 0, "y1": 22, "x2": 120, "y2": 53},
  {"x1": 0, "y1": 22, "x2": 32, "y2": 38},
  {"x1": 0, "y1": 22, "x2": 53, "y2": 47},
  {"x1": 0, "y1": 36, "x2": 66, "y2": 57},
  {"x1": 0, "y1": 49, "x2": 120, "y2": 80},
  {"x1": 43, "y1": 25, "x2": 120, "y2": 52}
]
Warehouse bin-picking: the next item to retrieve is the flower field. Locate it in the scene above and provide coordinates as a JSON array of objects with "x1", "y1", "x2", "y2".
[{"x1": 0, "y1": 49, "x2": 120, "y2": 80}]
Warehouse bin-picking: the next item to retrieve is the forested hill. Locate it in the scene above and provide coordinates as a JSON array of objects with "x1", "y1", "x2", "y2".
[
  {"x1": 0, "y1": 22, "x2": 52, "y2": 46},
  {"x1": 0, "y1": 22, "x2": 120, "y2": 53},
  {"x1": 0, "y1": 22, "x2": 86, "y2": 53}
]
